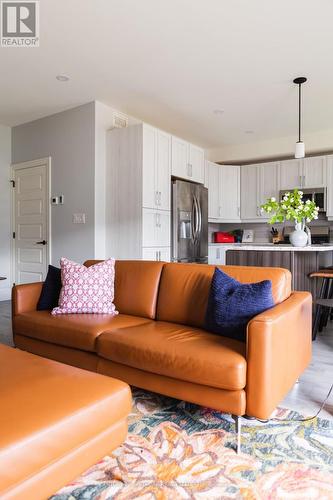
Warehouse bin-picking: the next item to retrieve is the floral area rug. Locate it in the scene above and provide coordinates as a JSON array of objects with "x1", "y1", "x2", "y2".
[{"x1": 52, "y1": 388, "x2": 333, "y2": 499}]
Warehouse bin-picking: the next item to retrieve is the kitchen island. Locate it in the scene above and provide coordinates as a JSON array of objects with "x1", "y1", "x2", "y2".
[{"x1": 213, "y1": 243, "x2": 333, "y2": 293}]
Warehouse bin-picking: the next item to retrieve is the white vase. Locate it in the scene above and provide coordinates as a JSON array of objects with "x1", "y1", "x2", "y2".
[{"x1": 289, "y1": 222, "x2": 308, "y2": 247}]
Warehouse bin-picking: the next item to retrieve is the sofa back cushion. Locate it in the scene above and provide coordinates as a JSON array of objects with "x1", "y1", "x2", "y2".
[
  {"x1": 84, "y1": 260, "x2": 164, "y2": 319},
  {"x1": 156, "y1": 263, "x2": 291, "y2": 328}
]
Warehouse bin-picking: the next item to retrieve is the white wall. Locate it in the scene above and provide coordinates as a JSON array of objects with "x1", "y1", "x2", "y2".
[
  {"x1": 12, "y1": 103, "x2": 96, "y2": 266},
  {"x1": 0, "y1": 124, "x2": 11, "y2": 300},
  {"x1": 208, "y1": 129, "x2": 333, "y2": 164}
]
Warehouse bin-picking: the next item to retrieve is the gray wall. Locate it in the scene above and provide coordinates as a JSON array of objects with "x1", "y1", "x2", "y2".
[
  {"x1": 0, "y1": 124, "x2": 11, "y2": 300},
  {"x1": 12, "y1": 103, "x2": 95, "y2": 265}
]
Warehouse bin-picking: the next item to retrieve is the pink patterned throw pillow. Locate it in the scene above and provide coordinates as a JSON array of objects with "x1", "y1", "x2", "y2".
[{"x1": 52, "y1": 258, "x2": 118, "y2": 315}]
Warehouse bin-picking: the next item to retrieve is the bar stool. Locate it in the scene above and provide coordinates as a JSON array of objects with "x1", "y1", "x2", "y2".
[{"x1": 309, "y1": 269, "x2": 333, "y2": 340}]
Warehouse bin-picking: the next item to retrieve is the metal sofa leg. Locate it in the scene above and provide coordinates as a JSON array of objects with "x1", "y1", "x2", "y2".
[{"x1": 232, "y1": 415, "x2": 241, "y2": 454}]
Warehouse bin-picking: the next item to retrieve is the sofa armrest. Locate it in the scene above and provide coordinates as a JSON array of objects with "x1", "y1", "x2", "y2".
[
  {"x1": 12, "y1": 283, "x2": 43, "y2": 316},
  {"x1": 246, "y1": 291, "x2": 312, "y2": 420}
]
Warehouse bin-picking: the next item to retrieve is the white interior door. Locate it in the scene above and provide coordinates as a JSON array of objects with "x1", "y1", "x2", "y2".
[{"x1": 13, "y1": 161, "x2": 50, "y2": 284}]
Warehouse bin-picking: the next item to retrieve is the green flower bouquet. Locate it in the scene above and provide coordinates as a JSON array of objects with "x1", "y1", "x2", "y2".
[{"x1": 261, "y1": 189, "x2": 319, "y2": 247}]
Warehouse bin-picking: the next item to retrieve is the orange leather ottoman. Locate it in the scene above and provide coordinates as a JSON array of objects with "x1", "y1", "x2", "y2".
[{"x1": 0, "y1": 345, "x2": 131, "y2": 500}]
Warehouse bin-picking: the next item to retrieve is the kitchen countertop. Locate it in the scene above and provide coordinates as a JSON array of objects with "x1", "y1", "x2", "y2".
[{"x1": 208, "y1": 243, "x2": 333, "y2": 252}]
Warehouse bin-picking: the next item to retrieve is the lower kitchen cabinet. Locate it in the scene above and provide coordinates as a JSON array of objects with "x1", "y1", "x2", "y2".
[
  {"x1": 208, "y1": 246, "x2": 226, "y2": 265},
  {"x1": 142, "y1": 208, "x2": 170, "y2": 247},
  {"x1": 142, "y1": 247, "x2": 171, "y2": 262}
]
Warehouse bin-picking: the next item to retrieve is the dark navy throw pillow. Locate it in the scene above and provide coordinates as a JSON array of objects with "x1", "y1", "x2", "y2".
[
  {"x1": 37, "y1": 265, "x2": 62, "y2": 310},
  {"x1": 205, "y1": 268, "x2": 274, "y2": 342}
]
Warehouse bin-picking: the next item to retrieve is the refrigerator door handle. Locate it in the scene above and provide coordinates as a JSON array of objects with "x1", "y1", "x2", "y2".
[
  {"x1": 191, "y1": 196, "x2": 196, "y2": 241},
  {"x1": 196, "y1": 196, "x2": 202, "y2": 238},
  {"x1": 194, "y1": 195, "x2": 201, "y2": 241}
]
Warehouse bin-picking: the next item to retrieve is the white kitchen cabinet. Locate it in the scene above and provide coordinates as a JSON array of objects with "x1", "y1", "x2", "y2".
[
  {"x1": 142, "y1": 125, "x2": 157, "y2": 209},
  {"x1": 259, "y1": 162, "x2": 280, "y2": 218},
  {"x1": 279, "y1": 159, "x2": 302, "y2": 190},
  {"x1": 241, "y1": 165, "x2": 260, "y2": 220},
  {"x1": 279, "y1": 157, "x2": 326, "y2": 190},
  {"x1": 142, "y1": 125, "x2": 171, "y2": 211},
  {"x1": 106, "y1": 124, "x2": 171, "y2": 260},
  {"x1": 207, "y1": 162, "x2": 240, "y2": 222},
  {"x1": 206, "y1": 161, "x2": 220, "y2": 219},
  {"x1": 240, "y1": 162, "x2": 279, "y2": 222},
  {"x1": 171, "y1": 136, "x2": 204, "y2": 183},
  {"x1": 219, "y1": 165, "x2": 241, "y2": 221},
  {"x1": 157, "y1": 130, "x2": 172, "y2": 210},
  {"x1": 142, "y1": 209, "x2": 170, "y2": 248},
  {"x1": 171, "y1": 136, "x2": 188, "y2": 179},
  {"x1": 208, "y1": 246, "x2": 226, "y2": 265},
  {"x1": 302, "y1": 156, "x2": 326, "y2": 187},
  {"x1": 189, "y1": 144, "x2": 205, "y2": 183},
  {"x1": 142, "y1": 247, "x2": 171, "y2": 262},
  {"x1": 326, "y1": 156, "x2": 333, "y2": 219}
]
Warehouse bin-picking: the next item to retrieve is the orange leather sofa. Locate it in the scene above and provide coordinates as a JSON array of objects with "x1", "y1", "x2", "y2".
[
  {"x1": 0, "y1": 344, "x2": 131, "y2": 500},
  {"x1": 12, "y1": 261, "x2": 312, "y2": 421}
]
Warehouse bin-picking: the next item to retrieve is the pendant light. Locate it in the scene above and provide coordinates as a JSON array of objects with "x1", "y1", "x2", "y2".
[{"x1": 293, "y1": 77, "x2": 307, "y2": 159}]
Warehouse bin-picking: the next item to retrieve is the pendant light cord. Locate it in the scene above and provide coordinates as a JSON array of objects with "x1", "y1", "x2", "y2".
[{"x1": 298, "y1": 83, "x2": 301, "y2": 142}]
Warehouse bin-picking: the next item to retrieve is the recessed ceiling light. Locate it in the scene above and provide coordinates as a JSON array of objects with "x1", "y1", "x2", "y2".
[
  {"x1": 213, "y1": 109, "x2": 224, "y2": 115},
  {"x1": 56, "y1": 74, "x2": 70, "y2": 82},
  {"x1": 245, "y1": 130, "x2": 254, "y2": 134}
]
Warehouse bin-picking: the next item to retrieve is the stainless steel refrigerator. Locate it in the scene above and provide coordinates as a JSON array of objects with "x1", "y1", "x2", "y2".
[{"x1": 172, "y1": 179, "x2": 208, "y2": 263}]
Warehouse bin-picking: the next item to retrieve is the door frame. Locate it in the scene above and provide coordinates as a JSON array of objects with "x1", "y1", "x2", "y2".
[{"x1": 10, "y1": 157, "x2": 52, "y2": 285}]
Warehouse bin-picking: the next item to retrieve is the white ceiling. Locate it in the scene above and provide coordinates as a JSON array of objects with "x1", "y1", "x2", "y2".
[{"x1": 1, "y1": 0, "x2": 333, "y2": 149}]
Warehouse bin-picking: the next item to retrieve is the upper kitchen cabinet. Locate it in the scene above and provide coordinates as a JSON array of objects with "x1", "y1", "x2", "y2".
[
  {"x1": 207, "y1": 161, "x2": 240, "y2": 222},
  {"x1": 279, "y1": 159, "x2": 302, "y2": 190},
  {"x1": 142, "y1": 124, "x2": 171, "y2": 211},
  {"x1": 171, "y1": 136, "x2": 205, "y2": 184},
  {"x1": 279, "y1": 156, "x2": 326, "y2": 190},
  {"x1": 240, "y1": 162, "x2": 279, "y2": 221},
  {"x1": 326, "y1": 156, "x2": 333, "y2": 219},
  {"x1": 260, "y1": 162, "x2": 280, "y2": 215},
  {"x1": 220, "y1": 166, "x2": 241, "y2": 221},
  {"x1": 206, "y1": 161, "x2": 220, "y2": 218},
  {"x1": 302, "y1": 156, "x2": 326, "y2": 187},
  {"x1": 241, "y1": 165, "x2": 260, "y2": 220}
]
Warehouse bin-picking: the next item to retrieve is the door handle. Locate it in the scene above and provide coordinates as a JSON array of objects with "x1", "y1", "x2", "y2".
[{"x1": 36, "y1": 240, "x2": 47, "y2": 245}]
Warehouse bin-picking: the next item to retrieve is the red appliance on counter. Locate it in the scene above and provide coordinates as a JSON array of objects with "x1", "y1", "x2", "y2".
[{"x1": 213, "y1": 232, "x2": 235, "y2": 243}]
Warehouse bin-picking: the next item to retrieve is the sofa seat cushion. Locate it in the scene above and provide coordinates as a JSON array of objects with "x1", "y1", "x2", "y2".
[
  {"x1": 13, "y1": 311, "x2": 152, "y2": 352},
  {"x1": 97, "y1": 321, "x2": 247, "y2": 390}
]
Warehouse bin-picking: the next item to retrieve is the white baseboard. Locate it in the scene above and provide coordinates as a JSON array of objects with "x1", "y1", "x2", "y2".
[{"x1": 0, "y1": 287, "x2": 11, "y2": 301}]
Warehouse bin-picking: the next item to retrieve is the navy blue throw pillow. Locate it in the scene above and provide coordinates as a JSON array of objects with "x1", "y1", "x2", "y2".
[
  {"x1": 205, "y1": 268, "x2": 274, "y2": 342},
  {"x1": 37, "y1": 265, "x2": 62, "y2": 310}
]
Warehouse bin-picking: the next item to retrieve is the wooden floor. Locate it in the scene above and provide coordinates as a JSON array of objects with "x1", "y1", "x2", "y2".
[{"x1": 1, "y1": 300, "x2": 332, "y2": 420}]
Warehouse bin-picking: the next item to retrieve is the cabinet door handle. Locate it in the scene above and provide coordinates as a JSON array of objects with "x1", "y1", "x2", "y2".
[
  {"x1": 238, "y1": 206, "x2": 240, "y2": 217},
  {"x1": 190, "y1": 164, "x2": 193, "y2": 177},
  {"x1": 159, "y1": 251, "x2": 161, "y2": 261},
  {"x1": 303, "y1": 175, "x2": 306, "y2": 186},
  {"x1": 159, "y1": 191, "x2": 162, "y2": 205},
  {"x1": 219, "y1": 206, "x2": 222, "y2": 218},
  {"x1": 155, "y1": 191, "x2": 158, "y2": 206},
  {"x1": 299, "y1": 175, "x2": 302, "y2": 186},
  {"x1": 155, "y1": 251, "x2": 158, "y2": 261},
  {"x1": 217, "y1": 248, "x2": 220, "y2": 259}
]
